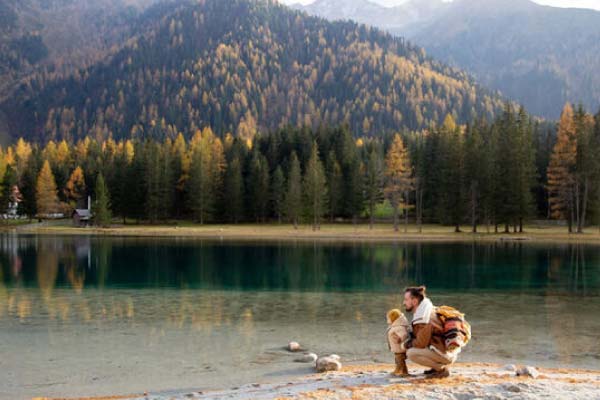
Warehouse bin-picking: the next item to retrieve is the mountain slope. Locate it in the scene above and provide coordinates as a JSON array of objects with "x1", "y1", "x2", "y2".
[
  {"x1": 1, "y1": 0, "x2": 505, "y2": 142},
  {"x1": 295, "y1": 0, "x2": 600, "y2": 119},
  {"x1": 411, "y1": 0, "x2": 600, "y2": 118},
  {"x1": 0, "y1": 0, "x2": 159, "y2": 100}
]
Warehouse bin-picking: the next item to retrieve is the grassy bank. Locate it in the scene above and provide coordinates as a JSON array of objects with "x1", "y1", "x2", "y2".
[{"x1": 13, "y1": 221, "x2": 600, "y2": 243}]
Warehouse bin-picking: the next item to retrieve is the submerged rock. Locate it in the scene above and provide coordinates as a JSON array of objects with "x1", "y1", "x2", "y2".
[
  {"x1": 517, "y1": 365, "x2": 540, "y2": 379},
  {"x1": 287, "y1": 341, "x2": 301, "y2": 352},
  {"x1": 294, "y1": 352, "x2": 318, "y2": 363},
  {"x1": 315, "y1": 355, "x2": 342, "y2": 372}
]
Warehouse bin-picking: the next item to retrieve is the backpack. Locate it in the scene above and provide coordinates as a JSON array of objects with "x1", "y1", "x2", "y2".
[{"x1": 436, "y1": 306, "x2": 471, "y2": 352}]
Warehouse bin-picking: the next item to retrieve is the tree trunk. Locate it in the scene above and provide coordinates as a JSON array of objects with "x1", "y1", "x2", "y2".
[
  {"x1": 404, "y1": 190, "x2": 409, "y2": 233},
  {"x1": 369, "y1": 202, "x2": 374, "y2": 230},
  {"x1": 393, "y1": 206, "x2": 399, "y2": 232},
  {"x1": 579, "y1": 178, "x2": 589, "y2": 234},
  {"x1": 519, "y1": 217, "x2": 523, "y2": 233}
]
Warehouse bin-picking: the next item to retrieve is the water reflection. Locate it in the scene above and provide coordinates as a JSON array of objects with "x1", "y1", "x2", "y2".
[
  {"x1": 1, "y1": 236, "x2": 600, "y2": 398},
  {"x1": 1, "y1": 236, "x2": 600, "y2": 295}
]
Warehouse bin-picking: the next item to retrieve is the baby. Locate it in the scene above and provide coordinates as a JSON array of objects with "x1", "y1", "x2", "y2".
[{"x1": 386, "y1": 308, "x2": 410, "y2": 376}]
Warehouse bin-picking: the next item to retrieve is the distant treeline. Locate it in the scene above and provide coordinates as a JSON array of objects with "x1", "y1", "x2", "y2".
[{"x1": 2, "y1": 103, "x2": 599, "y2": 233}]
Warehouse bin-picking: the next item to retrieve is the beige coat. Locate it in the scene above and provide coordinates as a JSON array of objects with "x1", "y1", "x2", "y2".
[{"x1": 386, "y1": 313, "x2": 410, "y2": 354}]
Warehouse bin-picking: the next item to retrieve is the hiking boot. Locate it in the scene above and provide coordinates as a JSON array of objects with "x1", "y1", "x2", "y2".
[
  {"x1": 423, "y1": 368, "x2": 436, "y2": 375},
  {"x1": 426, "y1": 368, "x2": 450, "y2": 379},
  {"x1": 392, "y1": 353, "x2": 409, "y2": 376}
]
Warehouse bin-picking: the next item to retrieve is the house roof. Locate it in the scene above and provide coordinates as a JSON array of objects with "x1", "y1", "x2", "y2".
[{"x1": 73, "y1": 209, "x2": 92, "y2": 219}]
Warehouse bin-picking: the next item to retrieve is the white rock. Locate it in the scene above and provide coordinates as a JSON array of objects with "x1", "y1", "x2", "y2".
[
  {"x1": 287, "y1": 341, "x2": 301, "y2": 352},
  {"x1": 516, "y1": 365, "x2": 539, "y2": 379},
  {"x1": 503, "y1": 364, "x2": 517, "y2": 372},
  {"x1": 328, "y1": 354, "x2": 341, "y2": 361},
  {"x1": 315, "y1": 355, "x2": 342, "y2": 372},
  {"x1": 294, "y1": 353, "x2": 318, "y2": 363}
]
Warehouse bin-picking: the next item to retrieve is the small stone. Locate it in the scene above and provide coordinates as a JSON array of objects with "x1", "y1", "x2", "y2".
[
  {"x1": 287, "y1": 341, "x2": 301, "y2": 352},
  {"x1": 503, "y1": 364, "x2": 517, "y2": 372},
  {"x1": 315, "y1": 355, "x2": 342, "y2": 372},
  {"x1": 505, "y1": 384, "x2": 521, "y2": 393},
  {"x1": 294, "y1": 352, "x2": 318, "y2": 363},
  {"x1": 516, "y1": 365, "x2": 539, "y2": 379}
]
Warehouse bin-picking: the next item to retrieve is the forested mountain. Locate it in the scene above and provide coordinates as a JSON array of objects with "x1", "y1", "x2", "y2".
[
  {"x1": 0, "y1": 0, "x2": 158, "y2": 99},
  {"x1": 1, "y1": 0, "x2": 505, "y2": 142},
  {"x1": 295, "y1": 0, "x2": 600, "y2": 119},
  {"x1": 413, "y1": 0, "x2": 600, "y2": 119}
]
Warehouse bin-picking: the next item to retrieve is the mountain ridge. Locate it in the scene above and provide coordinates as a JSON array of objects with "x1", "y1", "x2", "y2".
[{"x1": 1, "y1": 0, "x2": 506, "y2": 142}]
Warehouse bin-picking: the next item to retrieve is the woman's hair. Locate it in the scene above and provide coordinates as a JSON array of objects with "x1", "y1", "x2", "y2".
[
  {"x1": 386, "y1": 308, "x2": 402, "y2": 323},
  {"x1": 404, "y1": 286, "x2": 426, "y2": 302}
]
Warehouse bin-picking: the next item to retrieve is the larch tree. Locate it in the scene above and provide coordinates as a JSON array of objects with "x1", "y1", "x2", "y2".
[
  {"x1": 547, "y1": 103, "x2": 577, "y2": 232},
  {"x1": 36, "y1": 160, "x2": 60, "y2": 216},
  {"x1": 384, "y1": 134, "x2": 414, "y2": 232},
  {"x1": 64, "y1": 166, "x2": 87, "y2": 209}
]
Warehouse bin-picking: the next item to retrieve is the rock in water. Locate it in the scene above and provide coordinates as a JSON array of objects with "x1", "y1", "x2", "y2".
[
  {"x1": 516, "y1": 366, "x2": 539, "y2": 379},
  {"x1": 287, "y1": 341, "x2": 301, "y2": 352},
  {"x1": 315, "y1": 355, "x2": 342, "y2": 372},
  {"x1": 294, "y1": 353, "x2": 318, "y2": 363}
]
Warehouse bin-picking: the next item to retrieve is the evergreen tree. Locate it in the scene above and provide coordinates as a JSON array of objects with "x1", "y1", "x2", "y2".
[
  {"x1": 93, "y1": 173, "x2": 112, "y2": 227},
  {"x1": 365, "y1": 146, "x2": 384, "y2": 229},
  {"x1": 271, "y1": 165, "x2": 285, "y2": 223},
  {"x1": 285, "y1": 152, "x2": 302, "y2": 229},
  {"x1": 325, "y1": 151, "x2": 343, "y2": 222},
  {"x1": 436, "y1": 115, "x2": 465, "y2": 232},
  {"x1": 303, "y1": 142, "x2": 327, "y2": 231},
  {"x1": 224, "y1": 156, "x2": 244, "y2": 223},
  {"x1": 248, "y1": 149, "x2": 270, "y2": 222}
]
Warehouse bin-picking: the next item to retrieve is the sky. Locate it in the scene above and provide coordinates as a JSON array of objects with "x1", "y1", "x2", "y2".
[{"x1": 281, "y1": 0, "x2": 600, "y2": 11}]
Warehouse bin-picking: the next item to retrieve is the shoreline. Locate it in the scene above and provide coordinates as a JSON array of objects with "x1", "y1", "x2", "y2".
[
  {"x1": 11, "y1": 222, "x2": 600, "y2": 244},
  {"x1": 35, "y1": 362, "x2": 600, "y2": 400}
]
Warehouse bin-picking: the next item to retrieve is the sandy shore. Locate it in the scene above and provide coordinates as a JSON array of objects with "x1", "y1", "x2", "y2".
[
  {"x1": 14, "y1": 222, "x2": 600, "y2": 244},
  {"x1": 35, "y1": 362, "x2": 600, "y2": 400}
]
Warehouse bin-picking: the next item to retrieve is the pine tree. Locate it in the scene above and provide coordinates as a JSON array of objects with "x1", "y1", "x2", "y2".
[
  {"x1": 271, "y1": 165, "x2": 285, "y2": 223},
  {"x1": 248, "y1": 149, "x2": 270, "y2": 222},
  {"x1": 325, "y1": 151, "x2": 343, "y2": 222},
  {"x1": 285, "y1": 152, "x2": 302, "y2": 229},
  {"x1": 0, "y1": 165, "x2": 18, "y2": 216},
  {"x1": 515, "y1": 107, "x2": 537, "y2": 232},
  {"x1": 303, "y1": 142, "x2": 327, "y2": 231},
  {"x1": 365, "y1": 146, "x2": 384, "y2": 229},
  {"x1": 36, "y1": 160, "x2": 60, "y2": 216},
  {"x1": 464, "y1": 121, "x2": 485, "y2": 233},
  {"x1": 384, "y1": 134, "x2": 414, "y2": 232},
  {"x1": 436, "y1": 115, "x2": 465, "y2": 232},
  {"x1": 93, "y1": 173, "x2": 112, "y2": 227},
  {"x1": 224, "y1": 156, "x2": 244, "y2": 223}
]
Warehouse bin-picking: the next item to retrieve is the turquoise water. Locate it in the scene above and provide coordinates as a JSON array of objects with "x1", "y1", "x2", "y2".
[{"x1": 1, "y1": 235, "x2": 599, "y2": 399}]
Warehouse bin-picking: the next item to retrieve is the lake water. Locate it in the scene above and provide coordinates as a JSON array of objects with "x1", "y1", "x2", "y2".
[{"x1": 1, "y1": 235, "x2": 599, "y2": 399}]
